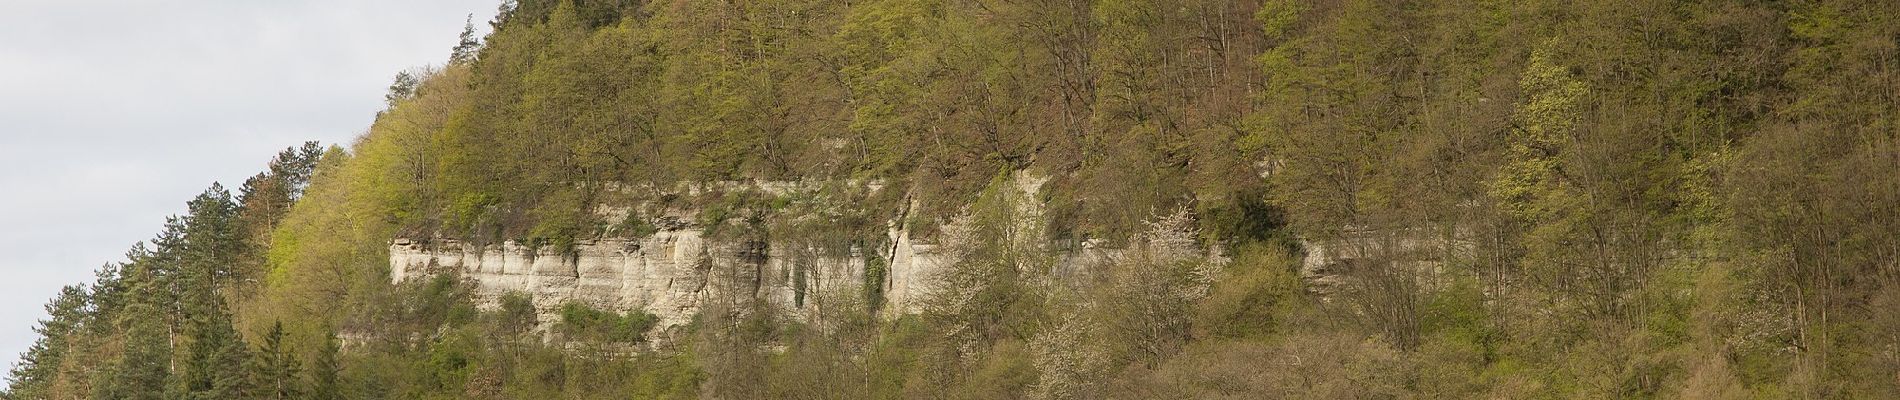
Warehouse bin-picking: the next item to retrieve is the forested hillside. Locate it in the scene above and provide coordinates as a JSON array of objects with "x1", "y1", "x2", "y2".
[{"x1": 8, "y1": 0, "x2": 1899, "y2": 398}]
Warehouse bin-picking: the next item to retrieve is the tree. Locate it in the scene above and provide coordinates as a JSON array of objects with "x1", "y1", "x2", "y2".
[
  {"x1": 183, "y1": 184, "x2": 242, "y2": 293},
  {"x1": 165, "y1": 184, "x2": 258, "y2": 399},
  {"x1": 248, "y1": 321, "x2": 303, "y2": 399},
  {"x1": 236, "y1": 142, "x2": 323, "y2": 292},
  {"x1": 310, "y1": 328, "x2": 342, "y2": 400},
  {"x1": 385, "y1": 71, "x2": 420, "y2": 107},
  {"x1": 237, "y1": 143, "x2": 321, "y2": 232},
  {"x1": 450, "y1": 15, "x2": 482, "y2": 65},
  {"x1": 175, "y1": 306, "x2": 251, "y2": 399},
  {"x1": 5, "y1": 285, "x2": 91, "y2": 399},
  {"x1": 91, "y1": 279, "x2": 173, "y2": 400}
]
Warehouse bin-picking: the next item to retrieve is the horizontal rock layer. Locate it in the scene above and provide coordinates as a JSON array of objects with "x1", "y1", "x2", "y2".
[
  {"x1": 388, "y1": 224, "x2": 952, "y2": 330},
  {"x1": 385, "y1": 174, "x2": 1216, "y2": 333}
]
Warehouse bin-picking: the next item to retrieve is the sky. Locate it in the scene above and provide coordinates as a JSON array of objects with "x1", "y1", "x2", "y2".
[{"x1": 0, "y1": 0, "x2": 498, "y2": 380}]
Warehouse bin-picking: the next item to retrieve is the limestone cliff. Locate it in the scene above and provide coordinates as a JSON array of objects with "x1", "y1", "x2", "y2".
[
  {"x1": 386, "y1": 174, "x2": 1228, "y2": 335},
  {"x1": 386, "y1": 177, "x2": 1022, "y2": 332},
  {"x1": 388, "y1": 218, "x2": 956, "y2": 330}
]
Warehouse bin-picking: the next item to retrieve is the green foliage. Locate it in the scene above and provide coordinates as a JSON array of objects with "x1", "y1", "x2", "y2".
[
  {"x1": 18, "y1": 0, "x2": 1900, "y2": 398},
  {"x1": 248, "y1": 321, "x2": 303, "y2": 399},
  {"x1": 861, "y1": 251, "x2": 889, "y2": 312},
  {"x1": 449, "y1": 15, "x2": 482, "y2": 65},
  {"x1": 1194, "y1": 243, "x2": 1301, "y2": 339},
  {"x1": 611, "y1": 210, "x2": 658, "y2": 239},
  {"x1": 93, "y1": 292, "x2": 172, "y2": 400},
  {"x1": 556, "y1": 302, "x2": 658, "y2": 343},
  {"x1": 175, "y1": 308, "x2": 250, "y2": 399},
  {"x1": 5, "y1": 285, "x2": 90, "y2": 399},
  {"x1": 923, "y1": 172, "x2": 1052, "y2": 355},
  {"x1": 491, "y1": 292, "x2": 538, "y2": 339},
  {"x1": 310, "y1": 329, "x2": 342, "y2": 400}
]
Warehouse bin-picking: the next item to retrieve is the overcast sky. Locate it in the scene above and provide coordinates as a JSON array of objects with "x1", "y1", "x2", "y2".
[{"x1": 0, "y1": 0, "x2": 498, "y2": 379}]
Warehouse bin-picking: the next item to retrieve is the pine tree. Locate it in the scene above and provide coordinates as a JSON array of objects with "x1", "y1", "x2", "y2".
[
  {"x1": 146, "y1": 216, "x2": 189, "y2": 314},
  {"x1": 91, "y1": 278, "x2": 173, "y2": 400},
  {"x1": 277, "y1": 142, "x2": 323, "y2": 199},
  {"x1": 168, "y1": 184, "x2": 256, "y2": 399},
  {"x1": 85, "y1": 261, "x2": 130, "y2": 329},
  {"x1": 90, "y1": 218, "x2": 190, "y2": 400},
  {"x1": 175, "y1": 307, "x2": 250, "y2": 399},
  {"x1": 239, "y1": 142, "x2": 324, "y2": 231},
  {"x1": 450, "y1": 15, "x2": 482, "y2": 65},
  {"x1": 5, "y1": 285, "x2": 91, "y2": 398},
  {"x1": 248, "y1": 321, "x2": 304, "y2": 399},
  {"x1": 310, "y1": 329, "x2": 342, "y2": 400},
  {"x1": 386, "y1": 71, "x2": 420, "y2": 107},
  {"x1": 183, "y1": 185, "x2": 242, "y2": 290}
]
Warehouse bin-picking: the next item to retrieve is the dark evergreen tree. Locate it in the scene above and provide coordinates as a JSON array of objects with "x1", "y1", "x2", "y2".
[
  {"x1": 159, "y1": 183, "x2": 253, "y2": 399},
  {"x1": 85, "y1": 262, "x2": 127, "y2": 330},
  {"x1": 15, "y1": 146, "x2": 325, "y2": 399},
  {"x1": 239, "y1": 141, "x2": 324, "y2": 227},
  {"x1": 450, "y1": 15, "x2": 482, "y2": 65},
  {"x1": 5, "y1": 285, "x2": 91, "y2": 398},
  {"x1": 183, "y1": 184, "x2": 241, "y2": 289},
  {"x1": 143, "y1": 216, "x2": 189, "y2": 327},
  {"x1": 175, "y1": 307, "x2": 250, "y2": 400},
  {"x1": 385, "y1": 71, "x2": 420, "y2": 107},
  {"x1": 248, "y1": 321, "x2": 303, "y2": 399},
  {"x1": 310, "y1": 329, "x2": 342, "y2": 400},
  {"x1": 272, "y1": 142, "x2": 323, "y2": 198},
  {"x1": 91, "y1": 278, "x2": 173, "y2": 400}
]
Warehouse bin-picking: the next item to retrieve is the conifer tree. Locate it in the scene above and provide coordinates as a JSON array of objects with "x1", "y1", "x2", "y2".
[
  {"x1": 146, "y1": 216, "x2": 189, "y2": 317},
  {"x1": 5, "y1": 285, "x2": 91, "y2": 399},
  {"x1": 175, "y1": 307, "x2": 250, "y2": 399},
  {"x1": 168, "y1": 184, "x2": 256, "y2": 399},
  {"x1": 239, "y1": 142, "x2": 323, "y2": 230},
  {"x1": 183, "y1": 184, "x2": 241, "y2": 290},
  {"x1": 248, "y1": 321, "x2": 304, "y2": 399},
  {"x1": 450, "y1": 15, "x2": 482, "y2": 65},
  {"x1": 310, "y1": 328, "x2": 342, "y2": 400},
  {"x1": 385, "y1": 71, "x2": 420, "y2": 107},
  {"x1": 91, "y1": 277, "x2": 173, "y2": 400}
]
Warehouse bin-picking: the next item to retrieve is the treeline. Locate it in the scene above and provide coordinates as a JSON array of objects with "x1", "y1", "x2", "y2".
[
  {"x1": 1252, "y1": 0, "x2": 1900, "y2": 397},
  {"x1": 10, "y1": 0, "x2": 1900, "y2": 398},
  {"x1": 5, "y1": 145, "x2": 325, "y2": 399},
  {"x1": 354, "y1": 0, "x2": 1270, "y2": 246}
]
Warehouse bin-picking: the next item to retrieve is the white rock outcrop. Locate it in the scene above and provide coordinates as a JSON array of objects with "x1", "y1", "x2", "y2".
[
  {"x1": 389, "y1": 224, "x2": 955, "y2": 330},
  {"x1": 386, "y1": 173, "x2": 1213, "y2": 334}
]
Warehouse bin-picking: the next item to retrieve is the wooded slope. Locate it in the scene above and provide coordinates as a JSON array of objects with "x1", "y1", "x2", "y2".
[{"x1": 8, "y1": 0, "x2": 1898, "y2": 398}]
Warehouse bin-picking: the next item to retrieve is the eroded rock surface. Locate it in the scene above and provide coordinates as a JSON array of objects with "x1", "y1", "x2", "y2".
[
  {"x1": 389, "y1": 223, "x2": 958, "y2": 330},
  {"x1": 386, "y1": 174, "x2": 1225, "y2": 333}
]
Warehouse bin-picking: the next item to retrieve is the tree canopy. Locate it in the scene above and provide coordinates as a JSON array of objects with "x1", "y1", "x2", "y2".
[{"x1": 10, "y1": 0, "x2": 1899, "y2": 398}]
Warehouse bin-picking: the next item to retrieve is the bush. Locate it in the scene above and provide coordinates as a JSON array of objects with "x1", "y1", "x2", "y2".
[{"x1": 557, "y1": 302, "x2": 659, "y2": 343}]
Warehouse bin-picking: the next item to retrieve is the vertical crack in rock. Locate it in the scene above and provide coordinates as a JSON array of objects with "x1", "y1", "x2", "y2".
[{"x1": 885, "y1": 193, "x2": 911, "y2": 297}]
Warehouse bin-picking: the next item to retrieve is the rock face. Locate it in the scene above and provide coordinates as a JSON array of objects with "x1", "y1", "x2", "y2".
[
  {"x1": 386, "y1": 173, "x2": 1216, "y2": 334},
  {"x1": 389, "y1": 223, "x2": 955, "y2": 330},
  {"x1": 1299, "y1": 228, "x2": 1470, "y2": 299}
]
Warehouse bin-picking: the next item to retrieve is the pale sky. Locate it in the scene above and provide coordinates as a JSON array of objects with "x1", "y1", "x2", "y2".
[{"x1": 0, "y1": 0, "x2": 498, "y2": 380}]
